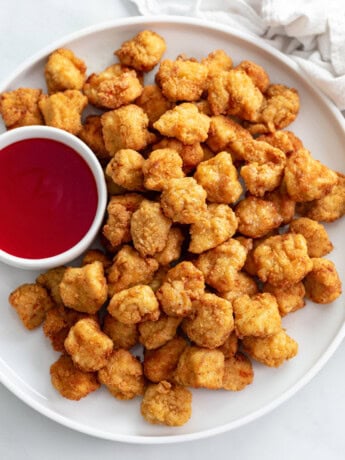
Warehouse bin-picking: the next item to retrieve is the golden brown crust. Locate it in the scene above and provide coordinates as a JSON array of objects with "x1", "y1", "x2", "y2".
[
  {"x1": 0, "y1": 88, "x2": 43, "y2": 129},
  {"x1": 222, "y1": 352, "x2": 254, "y2": 391},
  {"x1": 304, "y1": 258, "x2": 342, "y2": 304},
  {"x1": 45, "y1": 48, "x2": 87, "y2": 94}
]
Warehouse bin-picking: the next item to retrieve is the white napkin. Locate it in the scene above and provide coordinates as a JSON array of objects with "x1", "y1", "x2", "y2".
[{"x1": 130, "y1": 0, "x2": 345, "y2": 111}]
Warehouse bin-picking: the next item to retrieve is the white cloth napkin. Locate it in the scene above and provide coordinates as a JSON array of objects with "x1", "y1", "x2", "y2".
[{"x1": 130, "y1": 0, "x2": 345, "y2": 111}]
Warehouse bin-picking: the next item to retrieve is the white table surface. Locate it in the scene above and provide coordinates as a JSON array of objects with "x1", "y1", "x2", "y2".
[{"x1": 0, "y1": 1, "x2": 344, "y2": 458}]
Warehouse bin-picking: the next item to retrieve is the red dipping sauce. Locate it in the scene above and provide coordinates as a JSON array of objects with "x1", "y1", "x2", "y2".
[{"x1": 0, "y1": 138, "x2": 98, "y2": 259}]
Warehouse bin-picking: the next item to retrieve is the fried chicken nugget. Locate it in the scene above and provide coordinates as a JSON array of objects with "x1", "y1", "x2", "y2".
[
  {"x1": 138, "y1": 314, "x2": 182, "y2": 350},
  {"x1": 242, "y1": 330, "x2": 298, "y2": 367},
  {"x1": 141, "y1": 381, "x2": 192, "y2": 426},
  {"x1": 36, "y1": 266, "x2": 66, "y2": 306},
  {"x1": 64, "y1": 318, "x2": 113, "y2": 372},
  {"x1": 235, "y1": 60, "x2": 270, "y2": 93},
  {"x1": 152, "y1": 137, "x2": 204, "y2": 173},
  {"x1": 217, "y1": 331, "x2": 238, "y2": 358},
  {"x1": 189, "y1": 204, "x2": 238, "y2": 253},
  {"x1": 115, "y1": 30, "x2": 166, "y2": 72},
  {"x1": 201, "y1": 49, "x2": 233, "y2": 80},
  {"x1": 194, "y1": 152, "x2": 242, "y2": 204},
  {"x1": 222, "y1": 352, "x2": 254, "y2": 391},
  {"x1": 206, "y1": 115, "x2": 252, "y2": 154},
  {"x1": 45, "y1": 48, "x2": 87, "y2": 94},
  {"x1": 154, "y1": 227, "x2": 184, "y2": 266},
  {"x1": 59, "y1": 261, "x2": 108, "y2": 314},
  {"x1": 0, "y1": 88, "x2": 43, "y2": 129},
  {"x1": 304, "y1": 258, "x2": 342, "y2": 304},
  {"x1": 143, "y1": 148, "x2": 185, "y2": 191},
  {"x1": 219, "y1": 271, "x2": 258, "y2": 302},
  {"x1": 263, "y1": 282, "x2": 306, "y2": 316},
  {"x1": 105, "y1": 149, "x2": 145, "y2": 192},
  {"x1": 50, "y1": 354, "x2": 100, "y2": 400},
  {"x1": 102, "y1": 314, "x2": 138, "y2": 350},
  {"x1": 9, "y1": 283, "x2": 54, "y2": 330},
  {"x1": 82, "y1": 249, "x2": 112, "y2": 270},
  {"x1": 98, "y1": 349, "x2": 144, "y2": 400},
  {"x1": 182, "y1": 293, "x2": 234, "y2": 348},
  {"x1": 240, "y1": 158, "x2": 285, "y2": 197},
  {"x1": 135, "y1": 84, "x2": 174, "y2": 126},
  {"x1": 257, "y1": 130, "x2": 303, "y2": 156},
  {"x1": 264, "y1": 185, "x2": 296, "y2": 225},
  {"x1": 78, "y1": 115, "x2": 110, "y2": 161},
  {"x1": 289, "y1": 217, "x2": 333, "y2": 257}
]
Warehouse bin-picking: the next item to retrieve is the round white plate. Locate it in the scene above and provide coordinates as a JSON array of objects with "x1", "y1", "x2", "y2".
[{"x1": 0, "y1": 16, "x2": 344, "y2": 444}]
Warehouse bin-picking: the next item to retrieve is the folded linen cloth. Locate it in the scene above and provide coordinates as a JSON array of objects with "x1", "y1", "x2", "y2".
[{"x1": 130, "y1": 0, "x2": 345, "y2": 111}]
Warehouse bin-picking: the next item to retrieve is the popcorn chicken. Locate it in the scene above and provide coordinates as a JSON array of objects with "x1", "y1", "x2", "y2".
[
  {"x1": 83, "y1": 64, "x2": 143, "y2": 109},
  {"x1": 222, "y1": 352, "x2": 254, "y2": 391},
  {"x1": 257, "y1": 130, "x2": 303, "y2": 156},
  {"x1": 50, "y1": 354, "x2": 100, "y2": 400},
  {"x1": 156, "y1": 58, "x2": 208, "y2": 101},
  {"x1": 233, "y1": 293, "x2": 281, "y2": 338},
  {"x1": 194, "y1": 152, "x2": 242, "y2": 204},
  {"x1": 39, "y1": 89, "x2": 87, "y2": 134},
  {"x1": 304, "y1": 258, "x2": 342, "y2": 304},
  {"x1": 81, "y1": 249, "x2": 112, "y2": 270},
  {"x1": 206, "y1": 115, "x2": 252, "y2": 154},
  {"x1": 9, "y1": 283, "x2": 54, "y2": 330},
  {"x1": 45, "y1": 48, "x2": 86, "y2": 94},
  {"x1": 289, "y1": 217, "x2": 333, "y2": 257},
  {"x1": 143, "y1": 148, "x2": 184, "y2": 191},
  {"x1": 240, "y1": 159, "x2": 285, "y2": 197},
  {"x1": 156, "y1": 261, "x2": 205, "y2": 317},
  {"x1": 105, "y1": 149, "x2": 145, "y2": 191},
  {"x1": 64, "y1": 318, "x2": 113, "y2": 372},
  {"x1": 78, "y1": 115, "x2": 110, "y2": 161},
  {"x1": 284, "y1": 149, "x2": 338, "y2": 202},
  {"x1": 98, "y1": 349, "x2": 144, "y2": 400},
  {"x1": 154, "y1": 227, "x2": 184, "y2": 266},
  {"x1": 264, "y1": 185, "x2": 296, "y2": 224},
  {"x1": 195, "y1": 238, "x2": 248, "y2": 292},
  {"x1": 153, "y1": 103, "x2": 210, "y2": 144},
  {"x1": 152, "y1": 138, "x2": 204, "y2": 173},
  {"x1": 254, "y1": 233, "x2": 313, "y2": 287},
  {"x1": 115, "y1": 30, "x2": 166, "y2": 72},
  {"x1": 148, "y1": 266, "x2": 169, "y2": 292},
  {"x1": 108, "y1": 284, "x2": 159, "y2": 324},
  {"x1": 219, "y1": 271, "x2": 258, "y2": 302},
  {"x1": 101, "y1": 104, "x2": 155, "y2": 155},
  {"x1": 107, "y1": 245, "x2": 159, "y2": 296},
  {"x1": 0, "y1": 88, "x2": 43, "y2": 129},
  {"x1": 60, "y1": 261, "x2": 107, "y2": 314},
  {"x1": 141, "y1": 381, "x2": 192, "y2": 426},
  {"x1": 139, "y1": 314, "x2": 182, "y2": 350},
  {"x1": 242, "y1": 330, "x2": 298, "y2": 367},
  {"x1": 189, "y1": 204, "x2": 238, "y2": 253},
  {"x1": 102, "y1": 314, "x2": 138, "y2": 350},
  {"x1": 183, "y1": 293, "x2": 234, "y2": 348},
  {"x1": 135, "y1": 84, "x2": 174, "y2": 126},
  {"x1": 263, "y1": 282, "x2": 306, "y2": 316},
  {"x1": 36, "y1": 266, "x2": 66, "y2": 306},
  {"x1": 235, "y1": 60, "x2": 270, "y2": 93},
  {"x1": 143, "y1": 337, "x2": 187, "y2": 382},
  {"x1": 201, "y1": 49, "x2": 233, "y2": 79},
  {"x1": 174, "y1": 346, "x2": 224, "y2": 389},
  {"x1": 160, "y1": 177, "x2": 207, "y2": 224},
  {"x1": 217, "y1": 331, "x2": 238, "y2": 358},
  {"x1": 235, "y1": 196, "x2": 282, "y2": 238}
]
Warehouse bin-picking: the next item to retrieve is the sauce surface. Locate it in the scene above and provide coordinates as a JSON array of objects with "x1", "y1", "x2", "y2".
[{"x1": 0, "y1": 138, "x2": 98, "y2": 259}]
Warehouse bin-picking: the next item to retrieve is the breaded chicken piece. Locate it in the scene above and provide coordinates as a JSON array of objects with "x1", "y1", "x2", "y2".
[
  {"x1": 235, "y1": 196, "x2": 282, "y2": 238},
  {"x1": 195, "y1": 238, "x2": 248, "y2": 292},
  {"x1": 257, "y1": 130, "x2": 303, "y2": 156},
  {"x1": 174, "y1": 346, "x2": 224, "y2": 389},
  {"x1": 182, "y1": 293, "x2": 234, "y2": 348},
  {"x1": 235, "y1": 60, "x2": 270, "y2": 93},
  {"x1": 241, "y1": 161, "x2": 285, "y2": 197},
  {"x1": 135, "y1": 84, "x2": 174, "y2": 126},
  {"x1": 50, "y1": 354, "x2": 100, "y2": 400},
  {"x1": 284, "y1": 149, "x2": 338, "y2": 202},
  {"x1": 39, "y1": 89, "x2": 87, "y2": 134},
  {"x1": 189, "y1": 204, "x2": 238, "y2": 253},
  {"x1": 253, "y1": 233, "x2": 313, "y2": 287},
  {"x1": 130, "y1": 200, "x2": 172, "y2": 257},
  {"x1": 154, "y1": 227, "x2": 184, "y2": 266},
  {"x1": 64, "y1": 318, "x2": 113, "y2": 373},
  {"x1": 264, "y1": 185, "x2": 296, "y2": 224},
  {"x1": 289, "y1": 217, "x2": 333, "y2": 257},
  {"x1": 107, "y1": 245, "x2": 158, "y2": 296},
  {"x1": 201, "y1": 49, "x2": 233, "y2": 79},
  {"x1": 152, "y1": 138, "x2": 204, "y2": 173},
  {"x1": 36, "y1": 266, "x2": 66, "y2": 306},
  {"x1": 242, "y1": 329, "x2": 298, "y2": 367},
  {"x1": 102, "y1": 314, "x2": 138, "y2": 350},
  {"x1": 78, "y1": 115, "x2": 110, "y2": 161},
  {"x1": 304, "y1": 258, "x2": 342, "y2": 304},
  {"x1": 108, "y1": 284, "x2": 159, "y2": 324},
  {"x1": 222, "y1": 352, "x2": 254, "y2": 391},
  {"x1": 0, "y1": 88, "x2": 43, "y2": 129},
  {"x1": 83, "y1": 64, "x2": 142, "y2": 109},
  {"x1": 101, "y1": 104, "x2": 156, "y2": 155},
  {"x1": 263, "y1": 282, "x2": 306, "y2": 316},
  {"x1": 139, "y1": 315, "x2": 182, "y2": 350},
  {"x1": 219, "y1": 271, "x2": 258, "y2": 302},
  {"x1": 160, "y1": 177, "x2": 207, "y2": 224},
  {"x1": 194, "y1": 152, "x2": 242, "y2": 204},
  {"x1": 82, "y1": 249, "x2": 112, "y2": 270},
  {"x1": 98, "y1": 349, "x2": 144, "y2": 400},
  {"x1": 156, "y1": 261, "x2": 205, "y2": 317},
  {"x1": 232, "y1": 293, "x2": 281, "y2": 338},
  {"x1": 153, "y1": 103, "x2": 210, "y2": 144},
  {"x1": 207, "y1": 69, "x2": 264, "y2": 120},
  {"x1": 102, "y1": 194, "x2": 143, "y2": 250},
  {"x1": 45, "y1": 48, "x2": 86, "y2": 94},
  {"x1": 156, "y1": 57, "x2": 208, "y2": 101},
  {"x1": 105, "y1": 149, "x2": 145, "y2": 191},
  {"x1": 242, "y1": 232, "x2": 278, "y2": 277},
  {"x1": 143, "y1": 148, "x2": 185, "y2": 191},
  {"x1": 59, "y1": 261, "x2": 107, "y2": 314},
  {"x1": 115, "y1": 30, "x2": 166, "y2": 72},
  {"x1": 9, "y1": 283, "x2": 54, "y2": 330},
  {"x1": 141, "y1": 381, "x2": 192, "y2": 426},
  {"x1": 206, "y1": 115, "x2": 252, "y2": 154},
  {"x1": 217, "y1": 331, "x2": 238, "y2": 358},
  {"x1": 148, "y1": 266, "x2": 169, "y2": 292},
  {"x1": 143, "y1": 337, "x2": 187, "y2": 382}
]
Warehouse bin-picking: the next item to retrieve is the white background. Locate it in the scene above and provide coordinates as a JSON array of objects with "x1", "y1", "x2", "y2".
[{"x1": 0, "y1": 1, "x2": 344, "y2": 458}]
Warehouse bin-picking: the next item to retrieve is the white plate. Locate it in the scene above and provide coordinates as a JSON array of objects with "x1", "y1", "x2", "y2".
[{"x1": 0, "y1": 16, "x2": 345, "y2": 444}]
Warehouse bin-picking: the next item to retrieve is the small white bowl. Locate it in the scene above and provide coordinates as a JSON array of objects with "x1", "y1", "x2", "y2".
[{"x1": 0, "y1": 126, "x2": 107, "y2": 270}]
